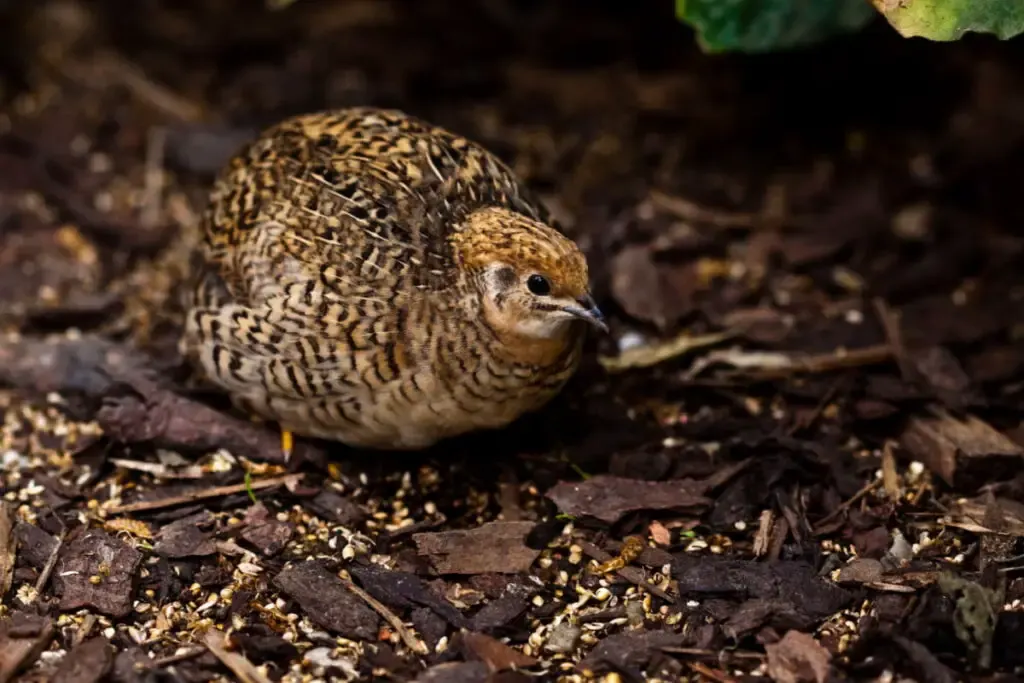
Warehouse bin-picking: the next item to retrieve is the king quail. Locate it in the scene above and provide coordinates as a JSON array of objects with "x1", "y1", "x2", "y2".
[{"x1": 180, "y1": 107, "x2": 606, "y2": 455}]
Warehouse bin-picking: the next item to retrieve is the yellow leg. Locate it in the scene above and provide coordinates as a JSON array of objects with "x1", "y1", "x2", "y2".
[{"x1": 281, "y1": 429, "x2": 294, "y2": 461}]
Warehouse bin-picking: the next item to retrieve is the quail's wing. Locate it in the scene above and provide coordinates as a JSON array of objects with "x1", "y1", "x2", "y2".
[
  {"x1": 255, "y1": 109, "x2": 552, "y2": 300},
  {"x1": 190, "y1": 110, "x2": 552, "y2": 388}
]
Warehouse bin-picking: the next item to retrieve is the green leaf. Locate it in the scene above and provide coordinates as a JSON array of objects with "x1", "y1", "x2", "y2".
[
  {"x1": 676, "y1": 0, "x2": 876, "y2": 53},
  {"x1": 937, "y1": 571, "x2": 1005, "y2": 670},
  {"x1": 871, "y1": 0, "x2": 1024, "y2": 41}
]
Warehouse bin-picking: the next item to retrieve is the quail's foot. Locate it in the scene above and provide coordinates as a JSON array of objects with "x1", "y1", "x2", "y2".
[{"x1": 281, "y1": 429, "x2": 294, "y2": 462}]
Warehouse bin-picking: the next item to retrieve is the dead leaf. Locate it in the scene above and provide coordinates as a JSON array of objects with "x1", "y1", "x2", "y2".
[
  {"x1": 835, "y1": 558, "x2": 883, "y2": 585},
  {"x1": 717, "y1": 307, "x2": 795, "y2": 345},
  {"x1": 907, "y1": 346, "x2": 981, "y2": 409},
  {"x1": 609, "y1": 245, "x2": 697, "y2": 329},
  {"x1": 413, "y1": 521, "x2": 539, "y2": 575},
  {"x1": 152, "y1": 510, "x2": 218, "y2": 558},
  {"x1": 53, "y1": 529, "x2": 143, "y2": 618},
  {"x1": 648, "y1": 520, "x2": 671, "y2": 546},
  {"x1": 411, "y1": 661, "x2": 490, "y2": 683},
  {"x1": 765, "y1": 630, "x2": 831, "y2": 683},
  {"x1": 240, "y1": 503, "x2": 294, "y2": 557},
  {"x1": 548, "y1": 475, "x2": 708, "y2": 524},
  {"x1": 546, "y1": 461, "x2": 749, "y2": 524},
  {"x1": 461, "y1": 632, "x2": 538, "y2": 671}
]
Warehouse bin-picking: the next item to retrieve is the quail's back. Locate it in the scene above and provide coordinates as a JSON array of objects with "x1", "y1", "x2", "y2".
[{"x1": 180, "y1": 107, "x2": 603, "y2": 450}]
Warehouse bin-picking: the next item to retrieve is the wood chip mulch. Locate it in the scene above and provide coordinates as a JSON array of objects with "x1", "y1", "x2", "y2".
[{"x1": 2, "y1": 1, "x2": 1024, "y2": 681}]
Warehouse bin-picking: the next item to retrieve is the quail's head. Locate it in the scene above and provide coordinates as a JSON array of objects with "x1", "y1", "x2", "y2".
[{"x1": 455, "y1": 207, "x2": 606, "y2": 342}]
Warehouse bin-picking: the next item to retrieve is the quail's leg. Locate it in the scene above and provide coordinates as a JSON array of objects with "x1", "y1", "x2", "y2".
[{"x1": 281, "y1": 428, "x2": 294, "y2": 462}]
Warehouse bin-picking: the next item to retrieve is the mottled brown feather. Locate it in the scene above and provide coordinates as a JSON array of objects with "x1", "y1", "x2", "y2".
[{"x1": 179, "y1": 107, "x2": 594, "y2": 450}]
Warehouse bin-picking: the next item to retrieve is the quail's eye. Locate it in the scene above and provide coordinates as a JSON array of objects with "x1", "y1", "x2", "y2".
[{"x1": 526, "y1": 274, "x2": 551, "y2": 296}]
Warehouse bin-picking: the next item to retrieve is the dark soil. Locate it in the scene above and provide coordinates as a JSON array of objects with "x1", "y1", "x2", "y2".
[{"x1": 3, "y1": 1, "x2": 1024, "y2": 681}]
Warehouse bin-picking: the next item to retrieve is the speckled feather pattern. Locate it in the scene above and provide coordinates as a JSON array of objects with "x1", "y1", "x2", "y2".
[{"x1": 179, "y1": 107, "x2": 590, "y2": 449}]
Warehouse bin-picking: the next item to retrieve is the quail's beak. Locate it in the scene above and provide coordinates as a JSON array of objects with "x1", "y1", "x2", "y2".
[{"x1": 563, "y1": 293, "x2": 608, "y2": 333}]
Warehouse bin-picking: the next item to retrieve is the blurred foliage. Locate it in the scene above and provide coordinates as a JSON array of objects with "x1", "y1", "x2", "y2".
[
  {"x1": 675, "y1": 0, "x2": 875, "y2": 53},
  {"x1": 676, "y1": 0, "x2": 1024, "y2": 52},
  {"x1": 872, "y1": 0, "x2": 1024, "y2": 41}
]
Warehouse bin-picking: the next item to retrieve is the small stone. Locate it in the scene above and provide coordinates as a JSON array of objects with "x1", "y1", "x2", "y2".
[
  {"x1": 544, "y1": 622, "x2": 581, "y2": 654},
  {"x1": 625, "y1": 601, "x2": 646, "y2": 627}
]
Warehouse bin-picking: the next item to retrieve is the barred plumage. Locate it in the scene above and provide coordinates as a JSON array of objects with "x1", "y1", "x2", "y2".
[{"x1": 179, "y1": 107, "x2": 604, "y2": 451}]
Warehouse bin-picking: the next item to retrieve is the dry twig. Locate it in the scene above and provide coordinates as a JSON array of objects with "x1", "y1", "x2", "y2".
[
  {"x1": 578, "y1": 541, "x2": 673, "y2": 602},
  {"x1": 813, "y1": 480, "x2": 882, "y2": 533},
  {"x1": 141, "y1": 126, "x2": 167, "y2": 231},
  {"x1": 107, "y1": 474, "x2": 301, "y2": 514},
  {"x1": 341, "y1": 578, "x2": 429, "y2": 655},
  {"x1": 202, "y1": 629, "x2": 273, "y2": 683},
  {"x1": 32, "y1": 531, "x2": 65, "y2": 601},
  {"x1": 688, "y1": 660, "x2": 739, "y2": 683},
  {"x1": 0, "y1": 504, "x2": 15, "y2": 599}
]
